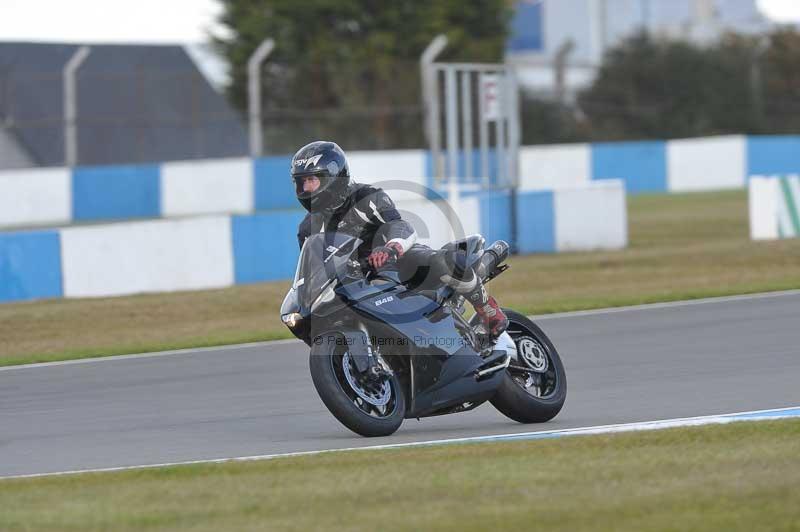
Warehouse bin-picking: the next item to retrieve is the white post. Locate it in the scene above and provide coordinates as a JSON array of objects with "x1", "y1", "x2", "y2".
[
  {"x1": 588, "y1": 0, "x2": 607, "y2": 66},
  {"x1": 445, "y1": 66, "x2": 461, "y2": 238},
  {"x1": 63, "y1": 46, "x2": 91, "y2": 167},
  {"x1": 420, "y1": 35, "x2": 448, "y2": 184},
  {"x1": 248, "y1": 38, "x2": 275, "y2": 157}
]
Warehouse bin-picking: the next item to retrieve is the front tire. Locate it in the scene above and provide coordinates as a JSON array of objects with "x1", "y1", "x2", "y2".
[
  {"x1": 309, "y1": 341, "x2": 405, "y2": 437},
  {"x1": 491, "y1": 310, "x2": 567, "y2": 423}
]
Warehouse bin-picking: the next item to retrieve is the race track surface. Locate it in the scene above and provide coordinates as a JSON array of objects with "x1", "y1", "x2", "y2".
[{"x1": 2, "y1": 291, "x2": 799, "y2": 478}]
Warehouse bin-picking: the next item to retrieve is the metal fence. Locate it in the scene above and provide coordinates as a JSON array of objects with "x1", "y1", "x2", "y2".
[
  {"x1": 3, "y1": 51, "x2": 797, "y2": 170},
  {"x1": 247, "y1": 58, "x2": 427, "y2": 155},
  {"x1": 0, "y1": 67, "x2": 249, "y2": 168}
]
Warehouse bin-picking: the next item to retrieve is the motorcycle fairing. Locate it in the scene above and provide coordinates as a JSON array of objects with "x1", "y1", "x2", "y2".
[
  {"x1": 340, "y1": 281, "x2": 505, "y2": 418},
  {"x1": 407, "y1": 345, "x2": 504, "y2": 418}
]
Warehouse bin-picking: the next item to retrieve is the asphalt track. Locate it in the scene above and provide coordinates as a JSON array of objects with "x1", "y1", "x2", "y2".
[{"x1": 2, "y1": 291, "x2": 799, "y2": 478}]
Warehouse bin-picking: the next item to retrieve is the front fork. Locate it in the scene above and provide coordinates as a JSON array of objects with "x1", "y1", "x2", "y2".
[{"x1": 345, "y1": 327, "x2": 392, "y2": 380}]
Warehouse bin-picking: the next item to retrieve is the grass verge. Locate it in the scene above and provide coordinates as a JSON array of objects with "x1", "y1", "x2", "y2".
[
  {"x1": 1, "y1": 418, "x2": 798, "y2": 531},
  {"x1": 2, "y1": 189, "x2": 799, "y2": 366}
]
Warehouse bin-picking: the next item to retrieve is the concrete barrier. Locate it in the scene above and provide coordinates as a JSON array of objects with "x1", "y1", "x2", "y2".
[
  {"x1": 60, "y1": 216, "x2": 234, "y2": 298},
  {"x1": 232, "y1": 210, "x2": 306, "y2": 284},
  {"x1": 553, "y1": 181, "x2": 628, "y2": 251},
  {"x1": 519, "y1": 143, "x2": 590, "y2": 190},
  {"x1": 72, "y1": 164, "x2": 160, "y2": 221},
  {"x1": 5, "y1": 135, "x2": 800, "y2": 230},
  {"x1": 349, "y1": 150, "x2": 427, "y2": 202},
  {"x1": 667, "y1": 136, "x2": 746, "y2": 192},
  {"x1": 747, "y1": 136, "x2": 800, "y2": 177},
  {"x1": 515, "y1": 180, "x2": 628, "y2": 253},
  {"x1": 396, "y1": 196, "x2": 481, "y2": 249},
  {"x1": 749, "y1": 175, "x2": 800, "y2": 240},
  {"x1": 0, "y1": 168, "x2": 71, "y2": 228},
  {"x1": 0, "y1": 229, "x2": 63, "y2": 303},
  {"x1": 162, "y1": 158, "x2": 253, "y2": 217},
  {"x1": 0, "y1": 178, "x2": 627, "y2": 303},
  {"x1": 591, "y1": 141, "x2": 668, "y2": 194}
]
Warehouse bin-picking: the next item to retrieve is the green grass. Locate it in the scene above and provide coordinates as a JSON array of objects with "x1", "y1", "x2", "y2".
[
  {"x1": 2, "y1": 189, "x2": 800, "y2": 366},
  {"x1": 2, "y1": 419, "x2": 798, "y2": 531}
]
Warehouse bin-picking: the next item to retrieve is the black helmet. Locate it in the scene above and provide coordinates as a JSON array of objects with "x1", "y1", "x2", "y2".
[{"x1": 291, "y1": 141, "x2": 351, "y2": 214}]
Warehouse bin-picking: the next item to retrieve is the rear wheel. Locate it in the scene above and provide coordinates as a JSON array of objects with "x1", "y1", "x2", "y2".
[
  {"x1": 490, "y1": 310, "x2": 567, "y2": 423},
  {"x1": 309, "y1": 341, "x2": 405, "y2": 437}
]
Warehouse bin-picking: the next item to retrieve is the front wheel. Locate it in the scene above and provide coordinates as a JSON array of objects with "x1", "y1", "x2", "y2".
[
  {"x1": 490, "y1": 310, "x2": 567, "y2": 423},
  {"x1": 309, "y1": 341, "x2": 405, "y2": 437}
]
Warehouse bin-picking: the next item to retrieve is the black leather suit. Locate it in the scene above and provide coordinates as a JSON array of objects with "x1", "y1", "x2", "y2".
[{"x1": 297, "y1": 183, "x2": 467, "y2": 292}]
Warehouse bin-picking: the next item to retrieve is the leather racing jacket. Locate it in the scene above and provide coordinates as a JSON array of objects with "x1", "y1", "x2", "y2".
[{"x1": 297, "y1": 183, "x2": 418, "y2": 261}]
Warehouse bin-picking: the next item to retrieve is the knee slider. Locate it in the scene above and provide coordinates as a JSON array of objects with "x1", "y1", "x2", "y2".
[{"x1": 434, "y1": 250, "x2": 477, "y2": 292}]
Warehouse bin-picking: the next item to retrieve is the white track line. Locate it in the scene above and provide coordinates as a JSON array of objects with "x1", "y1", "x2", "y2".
[
  {"x1": 530, "y1": 289, "x2": 800, "y2": 320},
  {"x1": 3, "y1": 406, "x2": 799, "y2": 481},
  {"x1": 0, "y1": 338, "x2": 301, "y2": 372},
  {"x1": 3, "y1": 289, "x2": 799, "y2": 372}
]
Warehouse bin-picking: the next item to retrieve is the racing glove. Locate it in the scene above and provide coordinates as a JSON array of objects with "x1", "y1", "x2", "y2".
[{"x1": 368, "y1": 242, "x2": 403, "y2": 270}]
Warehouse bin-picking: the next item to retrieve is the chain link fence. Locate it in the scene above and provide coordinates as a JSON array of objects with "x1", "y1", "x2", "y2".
[
  {"x1": 3, "y1": 52, "x2": 798, "y2": 169},
  {"x1": 0, "y1": 65, "x2": 248, "y2": 168}
]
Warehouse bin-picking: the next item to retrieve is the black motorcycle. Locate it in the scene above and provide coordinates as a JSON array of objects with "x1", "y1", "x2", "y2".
[{"x1": 280, "y1": 232, "x2": 566, "y2": 437}]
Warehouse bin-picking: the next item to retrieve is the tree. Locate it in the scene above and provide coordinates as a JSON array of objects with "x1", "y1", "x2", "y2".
[
  {"x1": 214, "y1": 0, "x2": 512, "y2": 153},
  {"x1": 578, "y1": 32, "x2": 747, "y2": 140},
  {"x1": 577, "y1": 29, "x2": 800, "y2": 141},
  {"x1": 762, "y1": 29, "x2": 800, "y2": 134}
]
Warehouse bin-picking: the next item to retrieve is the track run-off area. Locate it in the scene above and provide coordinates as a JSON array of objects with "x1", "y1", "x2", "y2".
[{"x1": 2, "y1": 290, "x2": 799, "y2": 479}]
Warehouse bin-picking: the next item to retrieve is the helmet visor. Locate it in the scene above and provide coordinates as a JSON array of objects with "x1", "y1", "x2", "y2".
[{"x1": 294, "y1": 172, "x2": 331, "y2": 199}]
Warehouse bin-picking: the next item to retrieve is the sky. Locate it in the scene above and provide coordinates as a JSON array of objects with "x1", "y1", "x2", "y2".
[
  {"x1": 756, "y1": 0, "x2": 800, "y2": 22},
  {"x1": 0, "y1": 0, "x2": 226, "y2": 44},
  {"x1": 0, "y1": 0, "x2": 798, "y2": 44}
]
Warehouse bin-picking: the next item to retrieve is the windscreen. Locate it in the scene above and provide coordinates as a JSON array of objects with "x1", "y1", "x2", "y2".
[{"x1": 293, "y1": 232, "x2": 362, "y2": 312}]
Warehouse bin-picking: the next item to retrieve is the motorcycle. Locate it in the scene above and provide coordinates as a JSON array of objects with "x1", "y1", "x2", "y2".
[{"x1": 280, "y1": 231, "x2": 567, "y2": 437}]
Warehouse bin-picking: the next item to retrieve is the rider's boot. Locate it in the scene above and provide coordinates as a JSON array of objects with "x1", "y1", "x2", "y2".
[
  {"x1": 435, "y1": 251, "x2": 508, "y2": 338},
  {"x1": 466, "y1": 280, "x2": 508, "y2": 338}
]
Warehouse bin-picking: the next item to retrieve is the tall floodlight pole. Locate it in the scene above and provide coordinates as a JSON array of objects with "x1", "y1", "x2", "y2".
[
  {"x1": 63, "y1": 46, "x2": 91, "y2": 167},
  {"x1": 420, "y1": 34, "x2": 448, "y2": 183},
  {"x1": 248, "y1": 38, "x2": 275, "y2": 157}
]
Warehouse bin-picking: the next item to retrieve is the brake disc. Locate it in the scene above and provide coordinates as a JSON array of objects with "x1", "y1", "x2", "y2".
[{"x1": 342, "y1": 352, "x2": 392, "y2": 406}]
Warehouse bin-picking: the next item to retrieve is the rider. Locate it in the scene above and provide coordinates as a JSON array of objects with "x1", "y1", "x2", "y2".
[{"x1": 292, "y1": 140, "x2": 508, "y2": 338}]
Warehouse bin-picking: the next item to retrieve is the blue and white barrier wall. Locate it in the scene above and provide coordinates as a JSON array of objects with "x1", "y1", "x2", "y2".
[
  {"x1": 519, "y1": 136, "x2": 746, "y2": 193},
  {"x1": 0, "y1": 150, "x2": 429, "y2": 229},
  {"x1": 0, "y1": 204, "x2": 448, "y2": 302},
  {"x1": 666, "y1": 136, "x2": 746, "y2": 192},
  {"x1": 749, "y1": 175, "x2": 800, "y2": 240},
  {"x1": 519, "y1": 135, "x2": 800, "y2": 194},
  {"x1": 513, "y1": 181, "x2": 628, "y2": 254},
  {"x1": 0, "y1": 168, "x2": 72, "y2": 228},
  {"x1": 0, "y1": 211, "x2": 306, "y2": 302},
  {"x1": 410, "y1": 179, "x2": 627, "y2": 254},
  {"x1": 3, "y1": 135, "x2": 800, "y2": 229},
  {"x1": 0, "y1": 181, "x2": 626, "y2": 303}
]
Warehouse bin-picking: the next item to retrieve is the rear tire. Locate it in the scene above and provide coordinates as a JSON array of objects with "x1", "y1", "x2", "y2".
[
  {"x1": 309, "y1": 340, "x2": 405, "y2": 437},
  {"x1": 490, "y1": 310, "x2": 567, "y2": 423}
]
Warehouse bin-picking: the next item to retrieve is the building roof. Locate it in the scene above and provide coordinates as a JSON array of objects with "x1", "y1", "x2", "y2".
[{"x1": 0, "y1": 42, "x2": 247, "y2": 167}]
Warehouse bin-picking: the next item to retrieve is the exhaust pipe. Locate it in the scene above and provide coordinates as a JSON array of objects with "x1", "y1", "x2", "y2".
[{"x1": 475, "y1": 352, "x2": 511, "y2": 378}]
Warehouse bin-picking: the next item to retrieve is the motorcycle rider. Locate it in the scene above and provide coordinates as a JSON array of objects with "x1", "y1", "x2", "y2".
[{"x1": 292, "y1": 140, "x2": 508, "y2": 338}]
